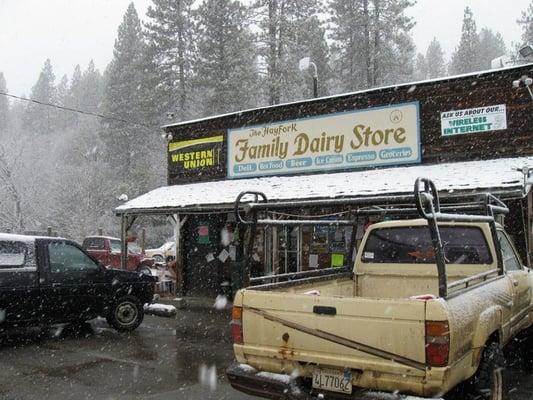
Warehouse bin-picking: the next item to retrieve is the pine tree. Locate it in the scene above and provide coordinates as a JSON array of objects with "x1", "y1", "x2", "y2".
[
  {"x1": 286, "y1": 15, "x2": 331, "y2": 100},
  {"x1": 144, "y1": 0, "x2": 195, "y2": 120},
  {"x1": 100, "y1": 2, "x2": 152, "y2": 191},
  {"x1": 425, "y1": 38, "x2": 446, "y2": 79},
  {"x1": 389, "y1": 31, "x2": 416, "y2": 85},
  {"x1": 63, "y1": 65, "x2": 83, "y2": 127},
  {"x1": 329, "y1": 0, "x2": 415, "y2": 92},
  {"x1": 449, "y1": 7, "x2": 480, "y2": 75},
  {"x1": 80, "y1": 60, "x2": 103, "y2": 113},
  {"x1": 56, "y1": 75, "x2": 68, "y2": 107},
  {"x1": 329, "y1": 0, "x2": 367, "y2": 91},
  {"x1": 55, "y1": 74, "x2": 70, "y2": 130},
  {"x1": 194, "y1": 0, "x2": 259, "y2": 115},
  {"x1": 0, "y1": 73, "x2": 9, "y2": 131},
  {"x1": 413, "y1": 53, "x2": 427, "y2": 81},
  {"x1": 253, "y1": 0, "x2": 323, "y2": 104},
  {"x1": 61, "y1": 62, "x2": 103, "y2": 129},
  {"x1": 518, "y1": 1, "x2": 533, "y2": 43},
  {"x1": 477, "y1": 28, "x2": 507, "y2": 70},
  {"x1": 23, "y1": 59, "x2": 56, "y2": 134}
]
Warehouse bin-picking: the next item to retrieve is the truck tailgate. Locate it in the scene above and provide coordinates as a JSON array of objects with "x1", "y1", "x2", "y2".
[{"x1": 240, "y1": 291, "x2": 428, "y2": 375}]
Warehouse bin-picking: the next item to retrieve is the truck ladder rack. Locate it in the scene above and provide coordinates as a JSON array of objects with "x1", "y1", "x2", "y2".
[
  {"x1": 414, "y1": 177, "x2": 507, "y2": 298},
  {"x1": 234, "y1": 178, "x2": 509, "y2": 297}
]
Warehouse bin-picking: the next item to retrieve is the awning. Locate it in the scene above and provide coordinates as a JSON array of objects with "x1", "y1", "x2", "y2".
[{"x1": 115, "y1": 156, "x2": 533, "y2": 215}]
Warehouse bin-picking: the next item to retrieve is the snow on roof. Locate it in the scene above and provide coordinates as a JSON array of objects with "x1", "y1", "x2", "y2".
[
  {"x1": 116, "y1": 157, "x2": 533, "y2": 214},
  {"x1": 162, "y1": 63, "x2": 533, "y2": 130},
  {"x1": 84, "y1": 235, "x2": 120, "y2": 241},
  {"x1": 0, "y1": 233, "x2": 63, "y2": 243}
]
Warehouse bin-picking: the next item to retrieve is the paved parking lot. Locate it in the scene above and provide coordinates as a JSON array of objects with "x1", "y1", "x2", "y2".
[
  {"x1": 0, "y1": 304, "x2": 532, "y2": 400},
  {"x1": 0, "y1": 305, "x2": 254, "y2": 400}
]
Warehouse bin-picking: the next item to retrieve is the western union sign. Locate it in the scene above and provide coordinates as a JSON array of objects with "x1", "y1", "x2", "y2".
[
  {"x1": 168, "y1": 135, "x2": 223, "y2": 171},
  {"x1": 227, "y1": 102, "x2": 420, "y2": 179}
]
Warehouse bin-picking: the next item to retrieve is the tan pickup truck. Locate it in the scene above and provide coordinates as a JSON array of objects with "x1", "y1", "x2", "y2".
[{"x1": 227, "y1": 178, "x2": 533, "y2": 400}]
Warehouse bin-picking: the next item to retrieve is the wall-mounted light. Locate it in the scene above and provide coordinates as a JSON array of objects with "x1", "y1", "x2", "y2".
[
  {"x1": 512, "y1": 75, "x2": 533, "y2": 101},
  {"x1": 298, "y1": 57, "x2": 319, "y2": 98},
  {"x1": 519, "y1": 44, "x2": 533, "y2": 59}
]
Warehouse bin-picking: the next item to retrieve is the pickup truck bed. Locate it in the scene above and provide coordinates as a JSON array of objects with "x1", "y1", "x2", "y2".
[{"x1": 229, "y1": 219, "x2": 533, "y2": 398}]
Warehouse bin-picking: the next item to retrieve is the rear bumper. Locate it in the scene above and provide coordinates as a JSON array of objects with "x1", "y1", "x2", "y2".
[{"x1": 226, "y1": 362, "x2": 437, "y2": 400}]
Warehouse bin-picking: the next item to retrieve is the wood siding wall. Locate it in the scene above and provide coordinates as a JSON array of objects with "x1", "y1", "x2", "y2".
[{"x1": 167, "y1": 65, "x2": 533, "y2": 185}]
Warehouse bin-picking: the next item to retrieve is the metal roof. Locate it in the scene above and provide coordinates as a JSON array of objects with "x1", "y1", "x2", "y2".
[{"x1": 115, "y1": 157, "x2": 533, "y2": 215}]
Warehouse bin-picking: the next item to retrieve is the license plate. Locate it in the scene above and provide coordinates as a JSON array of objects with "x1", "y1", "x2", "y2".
[{"x1": 312, "y1": 368, "x2": 352, "y2": 394}]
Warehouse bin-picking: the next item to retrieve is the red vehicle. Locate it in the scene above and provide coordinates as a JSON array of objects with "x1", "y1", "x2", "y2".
[{"x1": 82, "y1": 236, "x2": 154, "y2": 274}]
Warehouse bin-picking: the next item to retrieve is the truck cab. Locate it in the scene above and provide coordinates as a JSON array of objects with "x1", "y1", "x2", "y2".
[
  {"x1": 82, "y1": 235, "x2": 154, "y2": 273},
  {"x1": 0, "y1": 233, "x2": 156, "y2": 332}
]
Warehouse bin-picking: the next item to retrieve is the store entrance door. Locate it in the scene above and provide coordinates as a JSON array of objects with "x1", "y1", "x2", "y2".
[{"x1": 183, "y1": 214, "x2": 225, "y2": 297}]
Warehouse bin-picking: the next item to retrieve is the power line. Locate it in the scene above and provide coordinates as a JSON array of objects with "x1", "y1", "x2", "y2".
[{"x1": 0, "y1": 91, "x2": 155, "y2": 129}]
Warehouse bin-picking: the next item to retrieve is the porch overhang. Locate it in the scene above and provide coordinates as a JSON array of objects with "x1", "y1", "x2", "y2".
[{"x1": 115, "y1": 156, "x2": 533, "y2": 216}]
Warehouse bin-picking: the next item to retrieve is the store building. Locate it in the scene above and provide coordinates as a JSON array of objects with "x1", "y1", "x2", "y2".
[{"x1": 116, "y1": 63, "x2": 533, "y2": 298}]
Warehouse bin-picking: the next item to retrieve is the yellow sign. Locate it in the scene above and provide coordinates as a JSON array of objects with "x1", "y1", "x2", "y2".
[
  {"x1": 168, "y1": 136, "x2": 223, "y2": 152},
  {"x1": 227, "y1": 103, "x2": 420, "y2": 178},
  {"x1": 168, "y1": 135, "x2": 223, "y2": 171}
]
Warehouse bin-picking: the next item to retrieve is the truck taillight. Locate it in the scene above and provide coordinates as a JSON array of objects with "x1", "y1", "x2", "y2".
[
  {"x1": 425, "y1": 321, "x2": 450, "y2": 367},
  {"x1": 231, "y1": 306, "x2": 243, "y2": 345}
]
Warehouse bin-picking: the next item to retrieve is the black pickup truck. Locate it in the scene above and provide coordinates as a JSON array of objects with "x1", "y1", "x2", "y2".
[{"x1": 0, "y1": 233, "x2": 156, "y2": 332}]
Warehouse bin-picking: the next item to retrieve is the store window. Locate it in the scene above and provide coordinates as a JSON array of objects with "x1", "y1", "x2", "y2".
[
  {"x1": 257, "y1": 221, "x2": 354, "y2": 277},
  {"x1": 303, "y1": 225, "x2": 353, "y2": 270}
]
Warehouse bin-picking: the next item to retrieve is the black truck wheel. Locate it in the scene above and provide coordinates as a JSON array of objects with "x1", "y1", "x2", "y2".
[
  {"x1": 473, "y1": 342, "x2": 505, "y2": 400},
  {"x1": 106, "y1": 296, "x2": 144, "y2": 332}
]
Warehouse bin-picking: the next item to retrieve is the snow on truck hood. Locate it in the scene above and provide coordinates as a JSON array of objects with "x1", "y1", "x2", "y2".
[{"x1": 115, "y1": 156, "x2": 533, "y2": 213}]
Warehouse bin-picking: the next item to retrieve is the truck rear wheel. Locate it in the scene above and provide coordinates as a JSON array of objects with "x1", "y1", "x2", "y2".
[
  {"x1": 106, "y1": 296, "x2": 144, "y2": 332},
  {"x1": 473, "y1": 342, "x2": 505, "y2": 400},
  {"x1": 518, "y1": 334, "x2": 533, "y2": 372}
]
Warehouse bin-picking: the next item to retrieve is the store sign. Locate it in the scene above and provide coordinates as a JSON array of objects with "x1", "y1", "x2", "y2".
[
  {"x1": 441, "y1": 104, "x2": 507, "y2": 137},
  {"x1": 227, "y1": 102, "x2": 420, "y2": 179},
  {"x1": 168, "y1": 135, "x2": 224, "y2": 175}
]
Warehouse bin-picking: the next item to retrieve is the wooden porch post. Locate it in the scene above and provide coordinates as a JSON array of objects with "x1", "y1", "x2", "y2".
[
  {"x1": 120, "y1": 214, "x2": 127, "y2": 270},
  {"x1": 526, "y1": 189, "x2": 533, "y2": 268},
  {"x1": 174, "y1": 213, "x2": 186, "y2": 297}
]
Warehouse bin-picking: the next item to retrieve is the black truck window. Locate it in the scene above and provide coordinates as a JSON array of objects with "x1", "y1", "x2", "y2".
[
  {"x1": 362, "y1": 226, "x2": 492, "y2": 264},
  {"x1": 49, "y1": 242, "x2": 99, "y2": 273},
  {"x1": 0, "y1": 241, "x2": 28, "y2": 268},
  {"x1": 497, "y1": 231, "x2": 522, "y2": 271}
]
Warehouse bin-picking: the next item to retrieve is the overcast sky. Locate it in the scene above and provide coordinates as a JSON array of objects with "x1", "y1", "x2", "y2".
[{"x1": 0, "y1": 0, "x2": 530, "y2": 96}]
